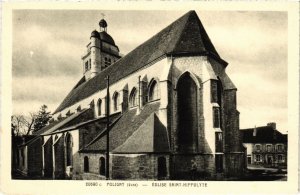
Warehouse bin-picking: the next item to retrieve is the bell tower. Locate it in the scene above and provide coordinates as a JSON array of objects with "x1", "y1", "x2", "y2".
[{"x1": 82, "y1": 17, "x2": 121, "y2": 80}]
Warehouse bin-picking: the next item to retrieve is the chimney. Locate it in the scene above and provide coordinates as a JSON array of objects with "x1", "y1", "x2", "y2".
[
  {"x1": 253, "y1": 126, "x2": 257, "y2": 136},
  {"x1": 267, "y1": 122, "x2": 276, "y2": 130}
]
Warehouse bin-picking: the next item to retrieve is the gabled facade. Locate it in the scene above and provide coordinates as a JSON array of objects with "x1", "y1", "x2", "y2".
[
  {"x1": 241, "y1": 122, "x2": 287, "y2": 168},
  {"x1": 17, "y1": 11, "x2": 246, "y2": 180}
]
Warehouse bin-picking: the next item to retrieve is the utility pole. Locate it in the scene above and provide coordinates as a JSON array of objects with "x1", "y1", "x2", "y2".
[{"x1": 105, "y1": 75, "x2": 110, "y2": 180}]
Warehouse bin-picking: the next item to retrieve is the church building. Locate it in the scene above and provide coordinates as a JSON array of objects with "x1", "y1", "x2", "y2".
[{"x1": 16, "y1": 10, "x2": 246, "y2": 180}]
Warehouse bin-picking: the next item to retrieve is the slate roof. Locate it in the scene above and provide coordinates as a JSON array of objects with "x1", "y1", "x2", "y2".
[
  {"x1": 40, "y1": 109, "x2": 89, "y2": 135},
  {"x1": 241, "y1": 126, "x2": 287, "y2": 143},
  {"x1": 31, "y1": 108, "x2": 87, "y2": 136},
  {"x1": 114, "y1": 113, "x2": 169, "y2": 153},
  {"x1": 54, "y1": 10, "x2": 224, "y2": 114},
  {"x1": 82, "y1": 102, "x2": 165, "y2": 153},
  {"x1": 21, "y1": 109, "x2": 92, "y2": 146}
]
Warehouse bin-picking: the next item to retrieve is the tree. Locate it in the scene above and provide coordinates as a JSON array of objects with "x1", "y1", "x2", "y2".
[
  {"x1": 11, "y1": 113, "x2": 37, "y2": 136},
  {"x1": 33, "y1": 105, "x2": 52, "y2": 132},
  {"x1": 11, "y1": 115, "x2": 25, "y2": 137},
  {"x1": 23, "y1": 112, "x2": 37, "y2": 135}
]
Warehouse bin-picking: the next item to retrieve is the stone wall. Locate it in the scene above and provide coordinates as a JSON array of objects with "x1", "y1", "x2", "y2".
[
  {"x1": 74, "y1": 153, "x2": 170, "y2": 180},
  {"x1": 73, "y1": 152, "x2": 107, "y2": 180},
  {"x1": 172, "y1": 154, "x2": 214, "y2": 180}
]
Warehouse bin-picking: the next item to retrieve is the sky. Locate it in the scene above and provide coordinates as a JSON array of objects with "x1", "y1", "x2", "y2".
[{"x1": 12, "y1": 10, "x2": 288, "y2": 133}]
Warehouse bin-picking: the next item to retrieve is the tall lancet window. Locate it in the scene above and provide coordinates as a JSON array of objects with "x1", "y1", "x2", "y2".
[
  {"x1": 213, "y1": 107, "x2": 220, "y2": 128},
  {"x1": 148, "y1": 80, "x2": 159, "y2": 101},
  {"x1": 129, "y1": 88, "x2": 138, "y2": 107},
  {"x1": 177, "y1": 72, "x2": 198, "y2": 152},
  {"x1": 113, "y1": 92, "x2": 119, "y2": 111}
]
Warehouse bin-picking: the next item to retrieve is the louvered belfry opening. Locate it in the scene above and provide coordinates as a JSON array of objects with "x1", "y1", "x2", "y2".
[{"x1": 177, "y1": 72, "x2": 198, "y2": 153}]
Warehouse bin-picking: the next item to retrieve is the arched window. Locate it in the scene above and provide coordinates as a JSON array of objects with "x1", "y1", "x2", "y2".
[
  {"x1": 129, "y1": 88, "x2": 138, "y2": 107},
  {"x1": 148, "y1": 80, "x2": 159, "y2": 101},
  {"x1": 113, "y1": 92, "x2": 119, "y2": 111},
  {"x1": 99, "y1": 157, "x2": 105, "y2": 176},
  {"x1": 66, "y1": 133, "x2": 73, "y2": 166},
  {"x1": 158, "y1": 156, "x2": 167, "y2": 179},
  {"x1": 97, "y1": 98, "x2": 102, "y2": 116},
  {"x1": 84, "y1": 156, "x2": 89, "y2": 172},
  {"x1": 177, "y1": 72, "x2": 198, "y2": 152}
]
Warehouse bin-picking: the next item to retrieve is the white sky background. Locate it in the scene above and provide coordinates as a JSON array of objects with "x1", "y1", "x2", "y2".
[{"x1": 12, "y1": 10, "x2": 287, "y2": 133}]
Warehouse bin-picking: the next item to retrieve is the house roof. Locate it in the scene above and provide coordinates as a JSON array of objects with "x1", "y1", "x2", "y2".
[
  {"x1": 54, "y1": 10, "x2": 224, "y2": 114},
  {"x1": 82, "y1": 102, "x2": 164, "y2": 153},
  {"x1": 241, "y1": 126, "x2": 287, "y2": 143}
]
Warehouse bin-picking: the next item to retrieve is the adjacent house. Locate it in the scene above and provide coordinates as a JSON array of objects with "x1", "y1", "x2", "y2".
[{"x1": 241, "y1": 122, "x2": 287, "y2": 168}]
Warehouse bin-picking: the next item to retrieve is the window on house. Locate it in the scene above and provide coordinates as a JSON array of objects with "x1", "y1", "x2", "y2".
[
  {"x1": 99, "y1": 157, "x2": 105, "y2": 176},
  {"x1": 247, "y1": 156, "x2": 251, "y2": 164},
  {"x1": 255, "y1": 155, "x2": 261, "y2": 162},
  {"x1": 97, "y1": 99, "x2": 102, "y2": 116},
  {"x1": 215, "y1": 154, "x2": 223, "y2": 173},
  {"x1": 255, "y1": 145, "x2": 261, "y2": 151},
  {"x1": 277, "y1": 144, "x2": 283, "y2": 152},
  {"x1": 267, "y1": 145, "x2": 272, "y2": 152},
  {"x1": 157, "y1": 157, "x2": 167, "y2": 179},
  {"x1": 129, "y1": 88, "x2": 138, "y2": 107},
  {"x1": 113, "y1": 92, "x2": 119, "y2": 111},
  {"x1": 213, "y1": 107, "x2": 220, "y2": 128},
  {"x1": 84, "y1": 156, "x2": 89, "y2": 172},
  {"x1": 148, "y1": 80, "x2": 159, "y2": 101}
]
